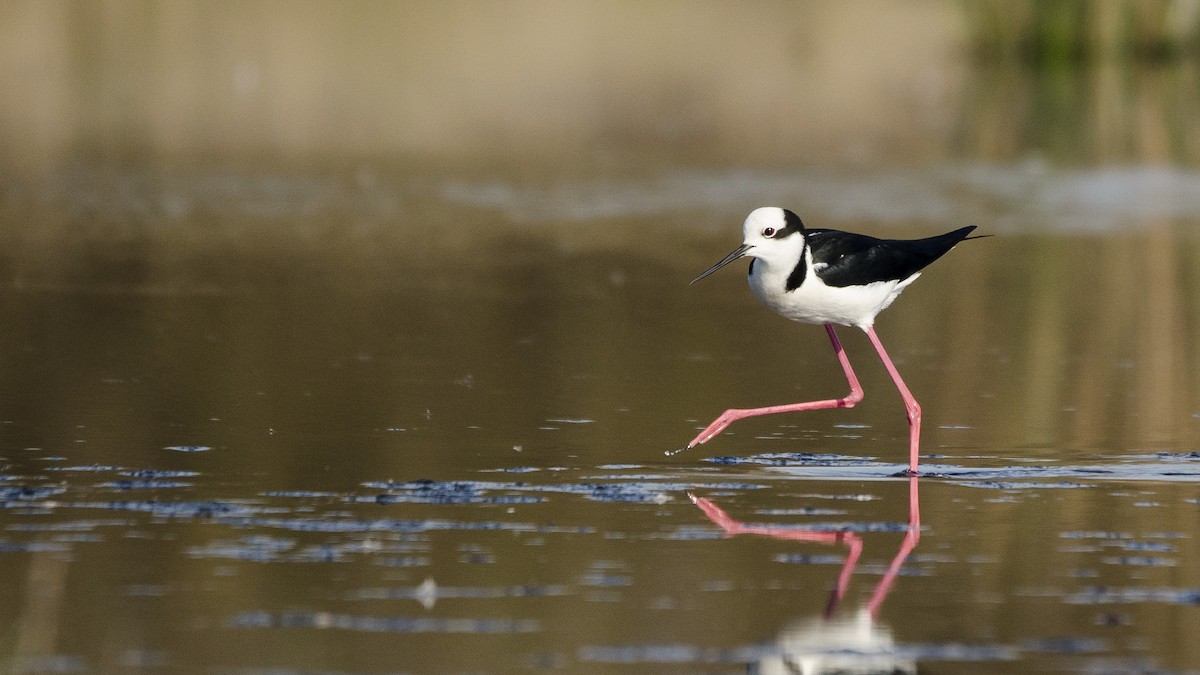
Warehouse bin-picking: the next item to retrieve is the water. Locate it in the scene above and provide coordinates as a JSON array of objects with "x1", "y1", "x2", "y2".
[
  {"x1": 0, "y1": 201, "x2": 1197, "y2": 672},
  {"x1": 3, "y1": 4, "x2": 1200, "y2": 673}
]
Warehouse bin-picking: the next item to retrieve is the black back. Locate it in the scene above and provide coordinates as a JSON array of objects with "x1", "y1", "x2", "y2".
[{"x1": 805, "y1": 226, "x2": 979, "y2": 288}]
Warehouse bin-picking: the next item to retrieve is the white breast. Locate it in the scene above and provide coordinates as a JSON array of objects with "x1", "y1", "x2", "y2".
[{"x1": 748, "y1": 254, "x2": 919, "y2": 329}]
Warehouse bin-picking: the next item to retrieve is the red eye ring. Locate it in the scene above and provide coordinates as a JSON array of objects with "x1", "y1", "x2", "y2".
[{"x1": 763, "y1": 227, "x2": 776, "y2": 237}]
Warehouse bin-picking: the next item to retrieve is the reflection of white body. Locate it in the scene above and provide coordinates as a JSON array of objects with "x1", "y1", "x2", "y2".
[
  {"x1": 752, "y1": 610, "x2": 915, "y2": 675},
  {"x1": 691, "y1": 480, "x2": 922, "y2": 675}
]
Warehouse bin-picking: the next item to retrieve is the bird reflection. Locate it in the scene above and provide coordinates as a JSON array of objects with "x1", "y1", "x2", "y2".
[{"x1": 690, "y1": 476, "x2": 920, "y2": 675}]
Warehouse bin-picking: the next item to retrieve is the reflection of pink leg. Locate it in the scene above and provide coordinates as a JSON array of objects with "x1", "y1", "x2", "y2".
[
  {"x1": 687, "y1": 324, "x2": 864, "y2": 449},
  {"x1": 864, "y1": 475, "x2": 921, "y2": 618},
  {"x1": 690, "y1": 493, "x2": 855, "y2": 546},
  {"x1": 689, "y1": 492, "x2": 862, "y2": 615},
  {"x1": 690, "y1": 475, "x2": 921, "y2": 620},
  {"x1": 863, "y1": 326, "x2": 921, "y2": 475}
]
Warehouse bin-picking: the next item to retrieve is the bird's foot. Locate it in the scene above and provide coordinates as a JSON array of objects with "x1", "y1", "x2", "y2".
[{"x1": 684, "y1": 409, "x2": 744, "y2": 450}]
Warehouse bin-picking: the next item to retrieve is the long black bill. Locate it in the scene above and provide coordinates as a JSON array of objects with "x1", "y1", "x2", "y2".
[{"x1": 690, "y1": 243, "x2": 752, "y2": 285}]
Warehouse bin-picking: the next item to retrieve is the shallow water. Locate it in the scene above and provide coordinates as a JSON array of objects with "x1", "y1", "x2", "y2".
[{"x1": 0, "y1": 193, "x2": 1198, "y2": 672}]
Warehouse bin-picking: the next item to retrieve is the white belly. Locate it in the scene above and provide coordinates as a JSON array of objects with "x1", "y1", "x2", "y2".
[{"x1": 749, "y1": 266, "x2": 919, "y2": 328}]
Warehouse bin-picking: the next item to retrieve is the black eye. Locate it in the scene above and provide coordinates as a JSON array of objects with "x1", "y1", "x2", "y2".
[{"x1": 762, "y1": 227, "x2": 776, "y2": 237}]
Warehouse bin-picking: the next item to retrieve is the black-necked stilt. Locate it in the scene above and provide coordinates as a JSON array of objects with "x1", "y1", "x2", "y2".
[{"x1": 681, "y1": 207, "x2": 984, "y2": 475}]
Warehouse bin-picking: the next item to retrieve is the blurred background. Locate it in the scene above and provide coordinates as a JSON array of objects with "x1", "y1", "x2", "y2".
[
  {"x1": 4, "y1": 0, "x2": 1200, "y2": 169},
  {"x1": 1, "y1": 2, "x2": 1200, "y2": 671},
  {"x1": 3, "y1": 1, "x2": 1200, "y2": 248}
]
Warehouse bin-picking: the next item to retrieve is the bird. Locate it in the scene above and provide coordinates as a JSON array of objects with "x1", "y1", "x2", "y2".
[{"x1": 682, "y1": 206, "x2": 984, "y2": 475}]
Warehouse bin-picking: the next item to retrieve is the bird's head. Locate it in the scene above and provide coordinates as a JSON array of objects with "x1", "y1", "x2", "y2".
[{"x1": 691, "y1": 207, "x2": 807, "y2": 284}]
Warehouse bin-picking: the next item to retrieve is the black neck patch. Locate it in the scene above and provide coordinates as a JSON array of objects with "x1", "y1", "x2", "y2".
[
  {"x1": 783, "y1": 209, "x2": 808, "y2": 291},
  {"x1": 785, "y1": 255, "x2": 807, "y2": 291}
]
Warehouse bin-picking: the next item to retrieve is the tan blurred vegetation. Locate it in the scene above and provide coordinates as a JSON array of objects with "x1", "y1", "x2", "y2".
[
  {"x1": 0, "y1": 1, "x2": 967, "y2": 170},
  {"x1": 2, "y1": 0, "x2": 1198, "y2": 175}
]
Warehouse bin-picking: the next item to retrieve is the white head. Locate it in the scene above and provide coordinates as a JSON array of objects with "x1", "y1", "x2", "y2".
[{"x1": 691, "y1": 207, "x2": 807, "y2": 284}]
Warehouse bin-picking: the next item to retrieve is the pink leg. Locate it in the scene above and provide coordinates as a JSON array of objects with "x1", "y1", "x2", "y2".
[
  {"x1": 686, "y1": 324, "x2": 863, "y2": 449},
  {"x1": 863, "y1": 326, "x2": 921, "y2": 475}
]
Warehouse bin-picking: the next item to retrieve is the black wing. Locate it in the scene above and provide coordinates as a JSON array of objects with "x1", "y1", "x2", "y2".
[{"x1": 808, "y1": 226, "x2": 978, "y2": 288}]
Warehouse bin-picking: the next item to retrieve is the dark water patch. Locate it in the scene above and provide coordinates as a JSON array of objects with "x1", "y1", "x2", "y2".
[
  {"x1": 52, "y1": 533, "x2": 104, "y2": 543},
  {"x1": 0, "y1": 540, "x2": 73, "y2": 553},
  {"x1": 7, "y1": 519, "x2": 131, "y2": 532},
  {"x1": 1066, "y1": 539, "x2": 1176, "y2": 553},
  {"x1": 363, "y1": 491, "x2": 545, "y2": 506},
  {"x1": 773, "y1": 553, "x2": 847, "y2": 565},
  {"x1": 1062, "y1": 531, "x2": 1137, "y2": 540},
  {"x1": 458, "y1": 549, "x2": 494, "y2": 564},
  {"x1": 1061, "y1": 532, "x2": 1185, "y2": 547},
  {"x1": 164, "y1": 445, "x2": 211, "y2": 453},
  {"x1": 1024, "y1": 632, "x2": 1118, "y2": 652},
  {"x1": 558, "y1": 483, "x2": 674, "y2": 503},
  {"x1": 260, "y1": 490, "x2": 341, "y2": 498},
  {"x1": 582, "y1": 473, "x2": 674, "y2": 481},
  {"x1": 1065, "y1": 586, "x2": 1200, "y2": 605},
  {"x1": 1101, "y1": 556, "x2": 1177, "y2": 567},
  {"x1": 99, "y1": 480, "x2": 194, "y2": 490},
  {"x1": 72, "y1": 500, "x2": 262, "y2": 519},
  {"x1": 771, "y1": 460, "x2": 1200, "y2": 483},
  {"x1": 578, "y1": 644, "x2": 701, "y2": 664},
  {"x1": 1152, "y1": 451, "x2": 1200, "y2": 460},
  {"x1": 350, "y1": 581, "x2": 569, "y2": 602},
  {"x1": 49, "y1": 465, "x2": 123, "y2": 473},
  {"x1": 360, "y1": 479, "x2": 509, "y2": 504},
  {"x1": 228, "y1": 610, "x2": 540, "y2": 633},
  {"x1": 755, "y1": 507, "x2": 849, "y2": 516},
  {"x1": 949, "y1": 480, "x2": 1089, "y2": 490},
  {"x1": 579, "y1": 572, "x2": 631, "y2": 587},
  {"x1": 798, "y1": 493, "x2": 880, "y2": 501},
  {"x1": 861, "y1": 562, "x2": 933, "y2": 578},
  {"x1": 188, "y1": 536, "x2": 400, "y2": 564},
  {"x1": 650, "y1": 527, "x2": 726, "y2": 541},
  {"x1": 895, "y1": 643, "x2": 1021, "y2": 662},
  {"x1": 706, "y1": 453, "x2": 878, "y2": 467},
  {"x1": 361, "y1": 478, "x2": 764, "y2": 504},
  {"x1": 121, "y1": 469, "x2": 201, "y2": 479},
  {"x1": 715, "y1": 520, "x2": 910, "y2": 535},
  {"x1": 374, "y1": 556, "x2": 430, "y2": 567},
  {"x1": 187, "y1": 535, "x2": 295, "y2": 562},
  {"x1": 0, "y1": 484, "x2": 67, "y2": 502},
  {"x1": 223, "y1": 516, "x2": 595, "y2": 535}
]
